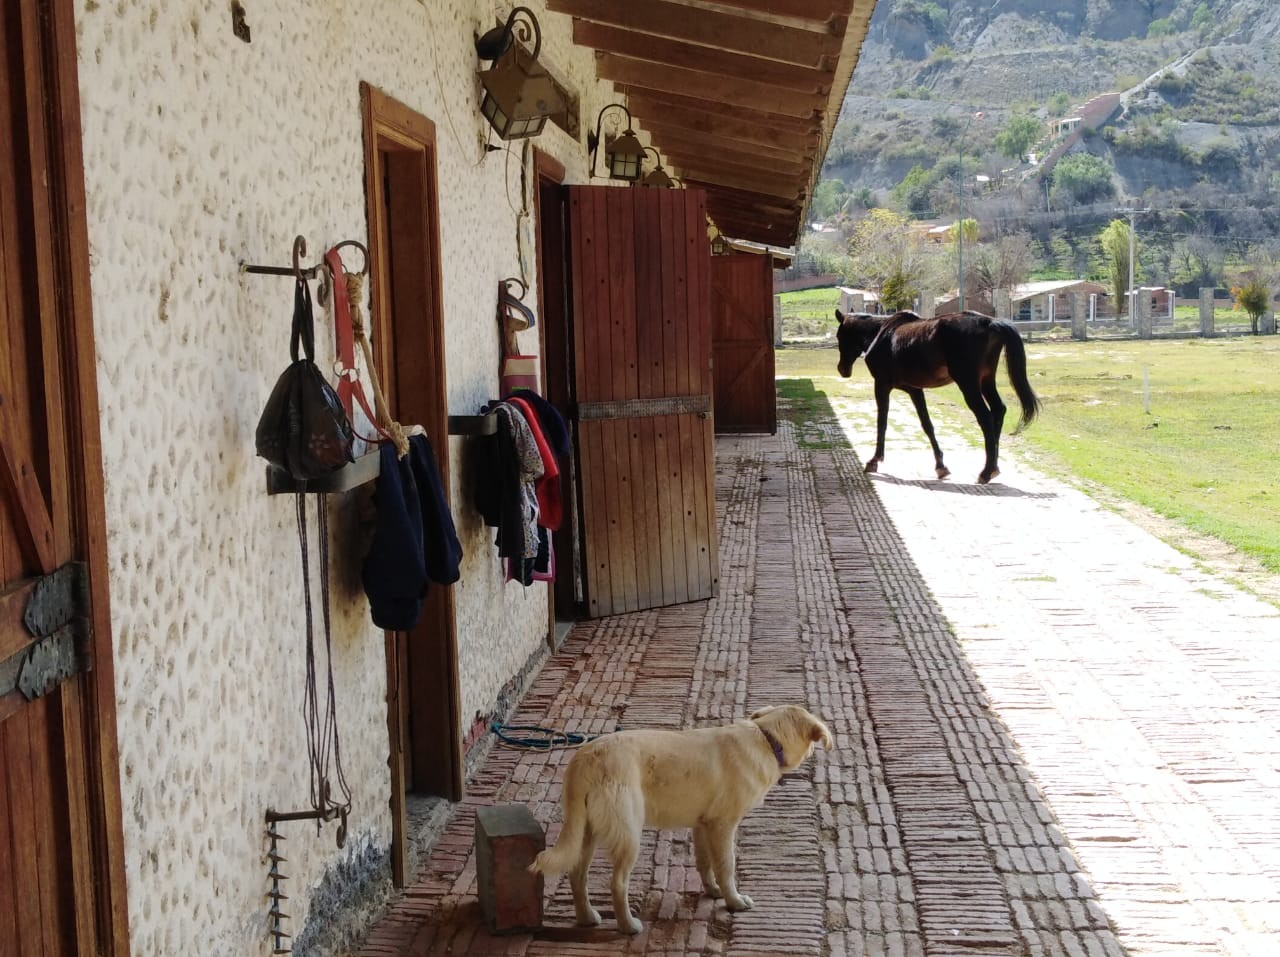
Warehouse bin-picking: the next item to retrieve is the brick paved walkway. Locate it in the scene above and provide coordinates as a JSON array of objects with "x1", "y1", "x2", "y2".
[{"x1": 355, "y1": 386, "x2": 1280, "y2": 957}]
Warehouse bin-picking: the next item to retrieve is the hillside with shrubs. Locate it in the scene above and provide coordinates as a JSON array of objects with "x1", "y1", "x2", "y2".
[{"x1": 802, "y1": 0, "x2": 1280, "y2": 308}]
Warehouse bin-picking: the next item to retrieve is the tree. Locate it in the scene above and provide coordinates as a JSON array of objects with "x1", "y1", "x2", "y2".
[
  {"x1": 1099, "y1": 219, "x2": 1136, "y2": 314},
  {"x1": 1232, "y1": 244, "x2": 1280, "y2": 334},
  {"x1": 994, "y1": 115, "x2": 1042, "y2": 163},
  {"x1": 847, "y1": 208, "x2": 930, "y2": 311},
  {"x1": 969, "y1": 231, "x2": 1036, "y2": 306},
  {"x1": 810, "y1": 178, "x2": 849, "y2": 223},
  {"x1": 1233, "y1": 278, "x2": 1270, "y2": 334},
  {"x1": 1171, "y1": 233, "x2": 1224, "y2": 294},
  {"x1": 931, "y1": 115, "x2": 961, "y2": 139},
  {"x1": 949, "y1": 218, "x2": 979, "y2": 244},
  {"x1": 892, "y1": 164, "x2": 936, "y2": 218},
  {"x1": 1050, "y1": 153, "x2": 1115, "y2": 206}
]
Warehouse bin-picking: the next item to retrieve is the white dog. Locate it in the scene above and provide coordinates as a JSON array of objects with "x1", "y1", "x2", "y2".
[{"x1": 530, "y1": 705, "x2": 833, "y2": 934}]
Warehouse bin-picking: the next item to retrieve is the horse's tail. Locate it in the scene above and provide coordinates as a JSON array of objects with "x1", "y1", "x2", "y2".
[{"x1": 994, "y1": 321, "x2": 1041, "y2": 430}]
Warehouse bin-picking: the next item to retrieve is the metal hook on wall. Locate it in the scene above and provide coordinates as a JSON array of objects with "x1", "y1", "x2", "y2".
[
  {"x1": 241, "y1": 234, "x2": 349, "y2": 304},
  {"x1": 331, "y1": 239, "x2": 369, "y2": 277},
  {"x1": 292, "y1": 236, "x2": 308, "y2": 280}
]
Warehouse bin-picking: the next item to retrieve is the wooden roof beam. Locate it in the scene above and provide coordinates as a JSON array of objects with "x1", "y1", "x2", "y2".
[
  {"x1": 617, "y1": 87, "x2": 822, "y2": 136},
  {"x1": 707, "y1": 0, "x2": 854, "y2": 26},
  {"x1": 573, "y1": 22, "x2": 832, "y2": 94},
  {"x1": 681, "y1": 165, "x2": 805, "y2": 200},
  {"x1": 596, "y1": 54, "x2": 827, "y2": 118},
  {"x1": 711, "y1": 215, "x2": 799, "y2": 246},
  {"x1": 645, "y1": 122, "x2": 816, "y2": 165},
  {"x1": 546, "y1": 0, "x2": 842, "y2": 65},
  {"x1": 665, "y1": 149, "x2": 809, "y2": 183},
  {"x1": 698, "y1": 180, "x2": 806, "y2": 211},
  {"x1": 646, "y1": 125, "x2": 816, "y2": 164}
]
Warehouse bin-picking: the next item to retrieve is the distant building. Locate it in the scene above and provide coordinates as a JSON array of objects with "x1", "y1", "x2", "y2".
[
  {"x1": 935, "y1": 279, "x2": 1108, "y2": 320},
  {"x1": 1038, "y1": 93, "x2": 1123, "y2": 178},
  {"x1": 1012, "y1": 280, "x2": 1109, "y2": 321},
  {"x1": 837, "y1": 286, "x2": 885, "y2": 315}
]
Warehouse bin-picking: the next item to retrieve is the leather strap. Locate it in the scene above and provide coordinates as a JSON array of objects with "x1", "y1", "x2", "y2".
[
  {"x1": 759, "y1": 725, "x2": 786, "y2": 768},
  {"x1": 326, "y1": 248, "x2": 387, "y2": 443}
]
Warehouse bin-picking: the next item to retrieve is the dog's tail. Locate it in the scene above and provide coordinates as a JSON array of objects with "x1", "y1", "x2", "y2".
[{"x1": 529, "y1": 769, "x2": 588, "y2": 877}]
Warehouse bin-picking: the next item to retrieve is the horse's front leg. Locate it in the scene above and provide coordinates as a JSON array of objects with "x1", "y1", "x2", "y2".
[
  {"x1": 864, "y1": 379, "x2": 892, "y2": 474},
  {"x1": 905, "y1": 387, "x2": 949, "y2": 479}
]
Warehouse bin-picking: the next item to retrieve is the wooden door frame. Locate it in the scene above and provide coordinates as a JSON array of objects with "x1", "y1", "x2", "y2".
[
  {"x1": 3, "y1": 0, "x2": 130, "y2": 949},
  {"x1": 360, "y1": 83, "x2": 462, "y2": 888},
  {"x1": 531, "y1": 148, "x2": 579, "y2": 639},
  {"x1": 711, "y1": 252, "x2": 777, "y2": 434}
]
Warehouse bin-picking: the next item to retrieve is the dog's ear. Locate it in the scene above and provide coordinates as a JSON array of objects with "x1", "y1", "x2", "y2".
[
  {"x1": 749, "y1": 706, "x2": 775, "y2": 721},
  {"x1": 809, "y1": 718, "x2": 834, "y2": 751}
]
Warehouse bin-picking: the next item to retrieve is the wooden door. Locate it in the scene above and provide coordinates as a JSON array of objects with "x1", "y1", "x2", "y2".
[
  {"x1": 568, "y1": 187, "x2": 718, "y2": 618},
  {"x1": 711, "y1": 252, "x2": 777, "y2": 434},
  {"x1": 1, "y1": 0, "x2": 129, "y2": 952}
]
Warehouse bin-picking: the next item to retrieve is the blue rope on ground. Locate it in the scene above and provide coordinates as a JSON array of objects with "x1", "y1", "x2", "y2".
[{"x1": 490, "y1": 722, "x2": 614, "y2": 750}]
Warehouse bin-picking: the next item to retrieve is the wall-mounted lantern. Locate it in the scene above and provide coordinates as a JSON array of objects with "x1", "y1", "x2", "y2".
[
  {"x1": 587, "y1": 103, "x2": 645, "y2": 182},
  {"x1": 639, "y1": 147, "x2": 679, "y2": 189},
  {"x1": 475, "y1": 7, "x2": 565, "y2": 141},
  {"x1": 709, "y1": 229, "x2": 730, "y2": 256}
]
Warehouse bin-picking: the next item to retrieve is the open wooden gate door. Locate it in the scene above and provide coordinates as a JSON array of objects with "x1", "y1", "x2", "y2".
[
  {"x1": 711, "y1": 252, "x2": 777, "y2": 434},
  {"x1": 568, "y1": 187, "x2": 718, "y2": 618},
  {"x1": 1, "y1": 0, "x2": 129, "y2": 951}
]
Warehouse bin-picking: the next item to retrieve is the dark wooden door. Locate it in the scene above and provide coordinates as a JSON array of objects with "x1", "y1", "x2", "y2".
[
  {"x1": 711, "y1": 253, "x2": 776, "y2": 433},
  {"x1": 1, "y1": 0, "x2": 128, "y2": 951},
  {"x1": 568, "y1": 187, "x2": 718, "y2": 618}
]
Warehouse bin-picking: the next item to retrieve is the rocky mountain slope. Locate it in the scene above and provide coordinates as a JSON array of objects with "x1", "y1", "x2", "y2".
[{"x1": 826, "y1": 0, "x2": 1280, "y2": 206}]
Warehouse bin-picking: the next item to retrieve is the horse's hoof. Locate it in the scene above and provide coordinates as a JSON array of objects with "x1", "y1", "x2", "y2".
[
  {"x1": 936, "y1": 467, "x2": 950, "y2": 480},
  {"x1": 978, "y1": 469, "x2": 998, "y2": 484},
  {"x1": 864, "y1": 460, "x2": 879, "y2": 474}
]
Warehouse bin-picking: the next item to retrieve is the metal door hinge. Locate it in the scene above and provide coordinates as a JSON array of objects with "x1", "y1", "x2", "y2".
[{"x1": 1, "y1": 562, "x2": 91, "y2": 702}]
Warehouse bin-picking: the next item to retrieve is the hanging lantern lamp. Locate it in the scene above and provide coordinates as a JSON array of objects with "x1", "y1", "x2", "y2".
[
  {"x1": 587, "y1": 103, "x2": 646, "y2": 182},
  {"x1": 475, "y1": 7, "x2": 565, "y2": 141},
  {"x1": 638, "y1": 147, "x2": 679, "y2": 188}
]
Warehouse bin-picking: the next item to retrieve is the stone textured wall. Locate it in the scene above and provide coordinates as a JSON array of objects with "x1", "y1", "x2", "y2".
[{"x1": 73, "y1": 1, "x2": 625, "y2": 952}]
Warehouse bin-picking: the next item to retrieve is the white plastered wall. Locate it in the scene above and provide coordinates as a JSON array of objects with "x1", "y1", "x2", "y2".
[{"x1": 72, "y1": 0, "x2": 631, "y2": 951}]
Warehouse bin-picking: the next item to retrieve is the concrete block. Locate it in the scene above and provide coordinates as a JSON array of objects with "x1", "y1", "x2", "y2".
[
  {"x1": 474, "y1": 803, "x2": 545, "y2": 934},
  {"x1": 1199, "y1": 287, "x2": 1215, "y2": 338}
]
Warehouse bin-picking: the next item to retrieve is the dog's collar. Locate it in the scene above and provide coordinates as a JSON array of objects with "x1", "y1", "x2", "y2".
[{"x1": 758, "y1": 726, "x2": 786, "y2": 769}]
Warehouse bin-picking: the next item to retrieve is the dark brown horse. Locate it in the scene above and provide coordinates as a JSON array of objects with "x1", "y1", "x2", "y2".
[{"x1": 835, "y1": 309, "x2": 1041, "y2": 484}]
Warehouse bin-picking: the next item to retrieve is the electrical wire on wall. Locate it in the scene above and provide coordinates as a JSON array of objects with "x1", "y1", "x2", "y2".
[
  {"x1": 501, "y1": 138, "x2": 535, "y2": 291},
  {"x1": 425, "y1": 2, "x2": 489, "y2": 167}
]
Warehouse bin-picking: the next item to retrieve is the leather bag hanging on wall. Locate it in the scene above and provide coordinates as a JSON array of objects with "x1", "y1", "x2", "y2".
[{"x1": 255, "y1": 277, "x2": 355, "y2": 480}]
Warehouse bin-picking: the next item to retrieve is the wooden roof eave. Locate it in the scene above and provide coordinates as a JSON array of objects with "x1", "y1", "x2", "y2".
[{"x1": 556, "y1": 0, "x2": 877, "y2": 245}]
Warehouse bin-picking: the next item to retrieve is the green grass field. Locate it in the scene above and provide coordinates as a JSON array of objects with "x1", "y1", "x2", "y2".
[
  {"x1": 778, "y1": 287, "x2": 842, "y2": 339},
  {"x1": 776, "y1": 336, "x2": 1280, "y2": 573}
]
